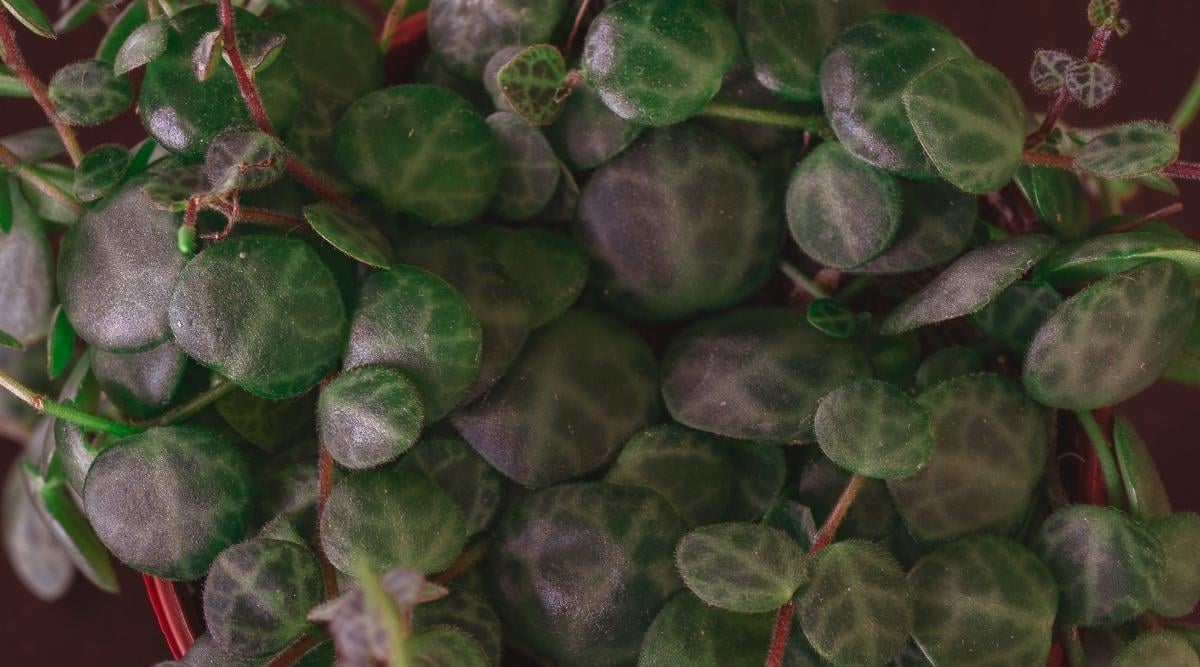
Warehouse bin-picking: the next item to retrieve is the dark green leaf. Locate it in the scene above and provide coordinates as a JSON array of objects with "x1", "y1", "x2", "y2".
[
  {"x1": 676, "y1": 522, "x2": 806, "y2": 613},
  {"x1": 1013, "y1": 165, "x2": 1089, "y2": 240},
  {"x1": 1113, "y1": 416, "x2": 1172, "y2": 521},
  {"x1": 0, "y1": 64, "x2": 31, "y2": 97},
  {"x1": 1075, "y1": 122, "x2": 1179, "y2": 179},
  {"x1": 74, "y1": 144, "x2": 130, "y2": 203},
  {"x1": 1150, "y1": 513, "x2": 1200, "y2": 618},
  {"x1": 1065, "y1": 60, "x2": 1119, "y2": 108},
  {"x1": 852, "y1": 180, "x2": 978, "y2": 275},
  {"x1": 806, "y1": 298, "x2": 868, "y2": 339},
  {"x1": 91, "y1": 339, "x2": 187, "y2": 420},
  {"x1": 496, "y1": 44, "x2": 568, "y2": 126},
  {"x1": 972, "y1": 281, "x2": 1063, "y2": 354},
  {"x1": 0, "y1": 175, "x2": 9, "y2": 233},
  {"x1": 225, "y1": 31, "x2": 286, "y2": 73},
  {"x1": 1034, "y1": 504, "x2": 1165, "y2": 626},
  {"x1": 202, "y1": 129, "x2": 285, "y2": 194},
  {"x1": 815, "y1": 379, "x2": 934, "y2": 480},
  {"x1": 47, "y1": 59, "x2": 132, "y2": 126},
  {"x1": 0, "y1": 328, "x2": 19, "y2": 349},
  {"x1": 1030, "y1": 49, "x2": 1075, "y2": 93},
  {"x1": 398, "y1": 438, "x2": 505, "y2": 538},
  {"x1": 268, "y1": 5, "x2": 383, "y2": 101},
  {"x1": 426, "y1": 0, "x2": 565, "y2": 80},
  {"x1": 409, "y1": 627, "x2": 488, "y2": 667},
  {"x1": 214, "y1": 387, "x2": 315, "y2": 453},
  {"x1": 1, "y1": 0, "x2": 55, "y2": 38},
  {"x1": 45, "y1": 305, "x2": 74, "y2": 380},
  {"x1": 1114, "y1": 630, "x2": 1200, "y2": 667},
  {"x1": 302, "y1": 202, "x2": 394, "y2": 268},
  {"x1": 639, "y1": 591, "x2": 778, "y2": 666},
  {"x1": 1033, "y1": 230, "x2": 1200, "y2": 287},
  {"x1": 486, "y1": 111, "x2": 561, "y2": 219},
  {"x1": 192, "y1": 30, "x2": 222, "y2": 81},
  {"x1": 143, "y1": 165, "x2": 205, "y2": 212},
  {"x1": 113, "y1": 16, "x2": 168, "y2": 75},
  {"x1": 798, "y1": 455, "x2": 899, "y2": 542},
  {"x1": 462, "y1": 226, "x2": 587, "y2": 329},
  {"x1": 318, "y1": 366, "x2": 423, "y2": 470},
  {"x1": 1165, "y1": 303, "x2": 1200, "y2": 387},
  {"x1": 17, "y1": 162, "x2": 76, "y2": 223},
  {"x1": 914, "y1": 346, "x2": 984, "y2": 390},
  {"x1": 543, "y1": 78, "x2": 644, "y2": 170},
  {"x1": 412, "y1": 586, "x2": 503, "y2": 666}
]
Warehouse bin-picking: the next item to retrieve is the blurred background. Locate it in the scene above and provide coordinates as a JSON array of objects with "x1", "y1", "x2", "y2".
[{"x1": 2, "y1": 0, "x2": 1198, "y2": 663}]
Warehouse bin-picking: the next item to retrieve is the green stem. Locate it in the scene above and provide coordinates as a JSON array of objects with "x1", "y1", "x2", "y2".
[
  {"x1": 0, "y1": 369, "x2": 141, "y2": 436},
  {"x1": 0, "y1": 144, "x2": 85, "y2": 217},
  {"x1": 698, "y1": 102, "x2": 831, "y2": 137},
  {"x1": 779, "y1": 261, "x2": 830, "y2": 299},
  {"x1": 1074, "y1": 410, "x2": 1125, "y2": 510},
  {"x1": 1060, "y1": 625, "x2": 1086, "y2": 667},
  {"x1": 141, "y1": 378, "x2": 235, "y2": 427},
  {"x1": 1170, "y1": 66, "x2": 1200, "y2": 133}
]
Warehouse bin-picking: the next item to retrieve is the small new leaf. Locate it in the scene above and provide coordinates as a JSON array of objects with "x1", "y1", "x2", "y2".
[
  {"x1": 0, "y1": 328, "x2": 21, "y2": 349},
  {"x1": 192, "y1": 30, "x2": 222, "y2": 82},
  {"x1": 1087, "y1": 0, "x2": 1120, "y2": 29},
  {"x1": 1, "y1": 0, "x2": 56, "y2": 38},
  {"x1": 1030, "y1": 50, "x2": 1075, "y2": 93},
  {"x1": 496, "y1": 44, "x2": 569, "y2": 126},
  {"x1": 224, "y1": 31, "x2": 286, "y2": 73},
  {"x1": 203, "y1": 129, "x2": 285, "y2": 194},
  {"x1": 114, "y1": 17, "x2": 168, "y2": 76},
  {"x1": 1065, "y1": 60, "x2": 1118, "y2": 108}
]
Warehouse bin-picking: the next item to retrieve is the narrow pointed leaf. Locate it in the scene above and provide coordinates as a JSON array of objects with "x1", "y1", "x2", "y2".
[
  {"x1": 31, "y1": 472, "x2": 119, "y2": 592},
  {"x1": 1113, "y1": 417, "x2": 1172, "y2": 521},
  {"x1": 113, "y1": 17, "x2": 168, "y2": 75},
  {"x1": 1, "y1": 0, "x2": 56, "y2": 38},
  {"x1": 1034, "y1": 230, "x2": 1200, "y2": 287},
  {"x1": 45, "y1": 305, "x2": 74, "y2": 380}
]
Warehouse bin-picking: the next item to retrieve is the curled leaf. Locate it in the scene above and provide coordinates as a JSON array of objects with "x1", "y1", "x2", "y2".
[
  {"x1": 192, "y1": 30, "x2": 223, "y2": 81},
  {"x1": 202, "y1": 129, "x2": 285, "y2": 194},
  {"x1": 113, "y1": 17, "x2": 168, "y2": 75}
]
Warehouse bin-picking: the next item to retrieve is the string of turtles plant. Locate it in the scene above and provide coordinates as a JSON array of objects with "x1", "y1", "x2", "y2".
[{"x1": 1, "y1": 0, "x2": 1199, "y2": 664}]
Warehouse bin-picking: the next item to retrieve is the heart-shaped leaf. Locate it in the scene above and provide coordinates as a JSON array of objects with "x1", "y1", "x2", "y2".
[
  {"x1": 1, "y1": 0, "x2": 55, "y2": 38},
  {"x1": 852, "y1": 180, "x2": 978, "y2": 275},
  {"x1": 113, "y1": 17, "x2": 168, "y2": 75},
  {"x1": 1033, "y1": 230, "x2": 1200, "y2": 287},
  {"x1": 1030, "y1": 49, "x2": 1075, "y2": 92},
  {"x1": 1033, "y1": 504, "x2": 1165, "y2": 626},
  {"x1": 318, "y1": 365, "x2": 423, "y2": 470},
  {"x1": 91, "y1": 339, "x2": 188, "y2": 420},
  {"x1": 1150, "y1": 513, "x2": 1200, "y2": 618},
  {"x1": 1075, "y1": 121, "x2": 1180, "y2": 179},
  {"x1": 1024, "y1": 260, "x2": 1196, "y2": 410},
  {"x1": 452, "y1": 310, "x2": 658, "y2": 487},
  {"x1": 344, "y1": 264, "x2": 482, "y2": 422},
  {"x1": 488, "y1": 483, "x2": 683, "y2": 666},
  {"x1": 496, "y1": 44, "x2": 568, "y2": 126},
  {"x1": 909, "y1": 535, "x2": 1058, "y2": 666},
  {"x1": 889, "y1": 373, "x2": 1048, "y2": 542},
  {"x1": 203, "y1": 129, "x2": 285, "y2": 194},
  {"x1": 881, "y1": 235, "x2": 1056, "y2": 334},
  {"x1": 821, "y1": 13, "x2": 969, "y2": 176},
  {"x1": 1114, "y1": 630, "x2": 1200, "y2": 667},
  {"x1": 302, "y1": 202, "x2": 394, "y2": 268},
  {"x1": 796, "y1": 539, "x2": 911, "y2": 665},
  {"x1": 203, "y1": 537, "x2": 323, "y2": 657},
  {"x1": 73, "y1": 144, "x2": 130, "y2": 203},
  {"x1": 83, "y1": 426, "x2": 253, "y2": 580},
  {"x1": 662, "y1": 308, "x2": 871, "y2": 443},
  {"x1": 676, "y1": 523, "x2": 806, "y2": 613},
  {"x1": 786, "y1": 141, "x2": 901, "y2": 269},
  {"x1": 169, "y1": 235, "x2": 347, "y2": 399},
  {"x1": 486, "y1": 111, "x2": 561, "y2": 220},
  {"x1": 1065, "y1": 60, "x2": 1119, "y2": 108},
  {"x1": 319, "y1": 467, "x2": 466, "y2": 575},
  {"x1": 815, "y1": 379, "x2": 934, "y2": 480},
  {"x1": 1113, "y1": 417, "x2": 1172, "y2": 522},
  {"x1": 48, "y1": 59, "x2": 131, "y2": 126}
]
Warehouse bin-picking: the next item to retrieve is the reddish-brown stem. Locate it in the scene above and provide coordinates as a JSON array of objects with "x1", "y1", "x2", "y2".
[
  {"x1": 285, "y1": 154, "x2": 356, "y2": 210},
  {"x1": 764, "y1": 473, "x2": 865, "y2": 667},
  {"x1": 379, "y1": 0, "x2": 407, "y2": 51},
  {"x1": 1025, "y1": 26, "x2": 1114, "y2": 149},
  {"x1": 1105, "y1": 202, "x2": 1184, "y2": 233},
  {"x1": 237, "y1": 206, "x2": 308, "y2": 229},
  {"x1": 0, "y1": 143, "x2": 86, "y2": 216},
  {"x1": 433, "y1": 541, "x2": 489, "y2": 586},
  {"x1": 0, "y1": 13, "x2": 85, "y2": 166},
  {"x1": 563, "y1": 0, "x2": 592, "y2": 55},
  {"x1": 317, "y1": 445, "x2": 339, "y2": 600},
  {"x1": 265, "y1": 633, "x2": 320, "y2": 667},
  {"x1": 1022, "y1": 150, "x2": 1200, "y2": 181}
]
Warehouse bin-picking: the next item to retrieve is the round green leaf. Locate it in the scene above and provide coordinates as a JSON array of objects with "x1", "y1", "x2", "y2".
[
  {"x1": 909, "y1": 535, "x2": 1058, "y2": 667},
  {"x1": 318, "y1": 366, "x2": 423, "y2": 470},
  {"x1": 319, "y1": 467, "x2": 467, "y2": 575},
  {"x1": 302, "y1": 202, "x2": 395, "y2": 268},
  {"x1": 903, "y1": 56, "x2": 1026, "y2": 193},
  {"x1": 544, "y1": 78, "x2": 644, "y2": 170},
  {"x1": 582, "y1": 0, "x2": 740, "y2": 126},
  {"x1": 496, "y1": 44, "x2": 568, "y2": 126},
  {"x1": 83, "y1": 426, "x2": 252, "y2": 580},
  {"x1": 1023, "y1": 260, "x2": 1196, "y2": 410},
  {"x1": 797, "y1": 539, "x2": 911, "y2": 665},
  {"x1": 1033, "y1": 504, "x2": 1165, "y2": 626},
  {"x1": 452, "y1": 310, "x2": 658, "y2": 487},
  {"x1": 676, "y1": 522, "x2": 806, "y2": 613},
  {"x1": 786, "y1": 141, "x2": 901, "y2": 269},
  {"x1": 797, "y1": 455, "x2": 899, "y2": 541},
  {"x1": 18, "y1": 162, "x2": 76, "y2": 224},
  {"x1": 1075, "y1": 122, "x2": 1180, "y2": 179},
  {"x1": 427, "y1": 0, "x2": 567, "y2": 79},
  {"x1": 398, "y1": 438, "x2": 505, "y2": 538},
  {"x1": 888, "y1": 373, "x2": 1048, "y2": 543},
  {"x1": 335, "y1": 85, "x2": 499, "y2": 226},
  {"x1": 138, "y1": 5, "x2": 301, "y2": 161},
  {"x1": 268, "y1": 4, "x2": 383, "y2": 101},
  {"x1": 74, "y1": 144, "x2": 130, "y2": 203},
  {"x1": 1114, "y1": 416, "x2": 1173, "y2": 522},
  {"x1": 395, "y1": 229, "x2": 531, "y2": 402},
  {"x1": 576, "y1": 124, "x2": 780, "y2": 319},
  {"x1": 662, "y1": 307, "x2": 871, "y2": 443},
  {"x1": 821, "y1": 13, "x2": 970, "y2": 177},
  {"x1": 1149, "y1": 513, "x2": 1200, "y2": 618},
  {"x1": 59, "y1": 176, "x2": 184, "y2": 352},
  {"x1": 90, "y1": 339, "x2": 187, "y2": 420},
  {"x1": 1033, "y1": 229, "x2": 1200, "y2": 287},
  {"x1": 463, "y1": 226, "x2": 587, "y2": 329},
  {"x1": 971, "y1": 281, "x2": 1063, "y2": 354},
  {"x1": 852, "y1": 180, "x2": 978, "y2": 275},
  {"x1": 725, "y1": 440, "x2": 788, "y2": 523},
  {"x1": 0, "y1": 180, "x2": 52, "y2": 347},
  {"x1": 203, "y1": 537, "x2": 323, "y2": 657},
  {"x1": 486, "y1": 111, "x2": 560, "y2": 220},
  {"x1": 914, "y1": 346, "x2": 984, "y2": 390},
  {"x1": 169, "y1": 235, "x2": 347, "y2": 399},
  {"x1": 1114, "y1": 630, "x2": 1200, "y2": 667},
  {"x1": 737, "y1": 0, "x2": 885, "y2": 103},
  {"x1": 488, "y1": 483, "x2": 684, "y2": 666},
  {"x1": 639, "y1": 591, "x2": 777, "y2": 666},
  {"x1": 113, "y1": 16, "x2": 168, "y2": 75},
  {"x1": 880, "y1": 235, "x2": 1057, "y2": 334},
  {"x1": 413, "y1": 586, "x2": 503, "y2": 666},
  {"x1": 281, "y1": 94, "x2": 354, "y2": 197},
  {"x1": 344, "y1": 264, "x2": 482, "y2": 421},
  {"x1": 815, "y1": 379, "x2": 934, "y2": 480}
]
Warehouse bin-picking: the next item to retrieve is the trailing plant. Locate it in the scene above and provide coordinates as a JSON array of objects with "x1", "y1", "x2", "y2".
[{"x1": 0, "y1": 0, "x2": 1199, "y2": 665}]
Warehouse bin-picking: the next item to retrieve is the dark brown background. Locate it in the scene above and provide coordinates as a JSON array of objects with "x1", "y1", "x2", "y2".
[{"x1": 2, "y1": 0, "x2": 1198, "y2": 664}]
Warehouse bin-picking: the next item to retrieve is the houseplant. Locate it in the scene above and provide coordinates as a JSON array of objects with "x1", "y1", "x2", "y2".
[{"x1": 1, "y1": 0, "x2": 1199, "y2": 664}]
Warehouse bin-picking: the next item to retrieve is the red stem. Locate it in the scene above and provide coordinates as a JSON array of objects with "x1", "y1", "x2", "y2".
[
  {"x1": 1105, "y1": 202, "x2": 1184, "y2": 233},
  {"x1": 317, "y1": 444, "x2": 339, "y2": 600},
  {"x1": 1025, "y1": 26, "x2": 1114, "y2": 149},
  {"x1": 265, "y1": 633, "x2": 320, "y2": 667},
  {"x1": 764, "y1": 601, "x2": 795, "y2": 667},
  {"x1": 0, "y1": 12, "x2": 84, "y2": 165},
  {"x1": 1022, "y1": 150, "x2": 1200, "y2": 181},
  {"x1": 563, "y1": 0, "x2": 592, "y2": 55}
]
